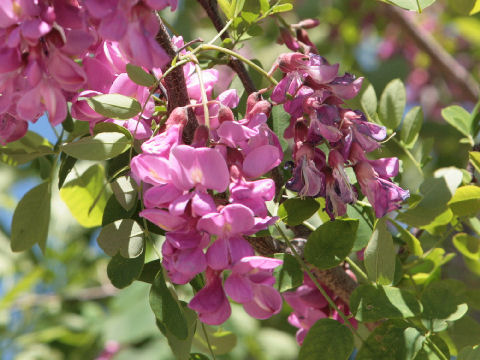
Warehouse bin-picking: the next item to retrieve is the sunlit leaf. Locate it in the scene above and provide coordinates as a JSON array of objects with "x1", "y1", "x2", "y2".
[
  {"x1": 86, "y1": 93, "x2": 142, "y2": 120},
  {"x1": 60, "y1": 164, "x2": 109, "y2": 228},
  {"x1": 364, "y1": 218, "x2": 396, "y2": 285}
]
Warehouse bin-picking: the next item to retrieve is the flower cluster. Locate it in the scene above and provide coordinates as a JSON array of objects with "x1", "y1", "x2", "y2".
[
  {"x1": 131, "y1": 90, "x2": 285, "y2": 325},
  {"x1": 0, "y1": 0, "x2": 176, "y2": 143},
  {"x1": 283, "y1": 273, "x2": 357, "y2": 345},
  {"x1": 271, "y1": 52, "x2": 409, "y2": 218}
]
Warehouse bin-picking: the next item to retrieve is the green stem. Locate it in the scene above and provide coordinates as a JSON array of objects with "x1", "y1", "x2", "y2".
[
  {"x1": 197, "y1": 44, "x2": 278, "y2": 85},
  {"x1": 424, "y1": 338, "x2": 448, "y2": 360},
  {"x1": 208, "y1": 19, "x2": 233, "y2": 45},
  {"x1": 345, "y1": 257, "x2": 370, "y2": 284},
  {"x1": 391, "y1": 137, "x2": 423, "y2": 176},
  {"x1": 201, "y1": 322, "x2": 217, "y2": 360},
  {"x1": 274, "y1": 224, "x2": 365, "y2": 343}
]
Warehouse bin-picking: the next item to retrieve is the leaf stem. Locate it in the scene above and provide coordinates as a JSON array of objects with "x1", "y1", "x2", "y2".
[
  {"x1": 344, "y1": 257, "x2": 370, "y2": 284},
  {"x1": 391, "y1": 137, "x2": 423, "y2": 176},
  {"x1": 208, "y1": 18, "x2": 233, "y2": 45},
  {"x1": 201, "y1": 322, "x2": 217, "y2": 360},
  {"x1": 196, "y1": 44, "x2": 278, "y2": 85}
]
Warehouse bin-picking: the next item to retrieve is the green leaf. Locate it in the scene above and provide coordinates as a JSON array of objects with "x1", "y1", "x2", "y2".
[
  {"x1": 357, "y1": 320, "x2": 425, "y2": 360},
  {"x1": 110, "y1": 176, "x2": 137, "y2": 211},
  {"x1": 421, "y1": 281, "x2": 469, "y2": 332},
  {"x1": 469, "y1": 151, "x2": 480, "y2": 173},
  {"x1": 457, "y1": 345, "x2": 480, "y2": 360},
  {"x1": 157, "y1": 303, "x2": 197, "y2": 360},
  {"x1": 347, "y1": 204, "x2": 373, "y2": 252},
  {"x1": 102, "y1": 195, "x2": 135, "y2": 226},
  {"x1": 401, "y1": 106, "x2": 423, "y2": 147},
  {"x1": 397, "y1": 177, "x2": 453, "y2": 227},
  {"x1": 471, "y1": 0, "x2": 480, "y2": 14},
  {"x1": 448, "y1": 185, "x2": 480, "y2": 217},
  {"x1": 259, "y1": 0, "x2": 270, "y2": 13},
  {"x1": 11, "y1": 182, "x2": 51, "y2": 252},
  {"x1": 364, "y1": 218, "x2": 396, "y2": 285},
  {"x1": 149, "y1": 270, "x2": 188, "y2": 340},
  {"x1": 61, "y1": 132, "x2": 131, "y2": 161},
  {"x1": 86, "y1": 93, "x2": 142, "y2": 120},
  {"x1": 350, "y1": 284, "x2": 422, "y2": 322},
  {"x1": 390, "y1": 220, "x2": 423, "y2": 256},
  {"x1": 278, "y1": 197, "x2": 320, "y2": 226},
  {"x1": 138, "y1": 260, "x2": 162, "y2": 284},
  {"x1": 378, "y1": 79, "x2": 406, "y2": 130},
  {"x1": 271, "y1": 105, "x2": 290, "y2": 151},
  {"x1": 273, "y1": 253, "x2": 303, "y2": 292},
  {"x1": 189, "y1": 354, "x2": 210, "y2": 360},
  {"x1": 193, "y1": 326, "x2": 237, "y2": 356},
  {"x1": 271, "y1": 3, "x2": 294, "y2": 13},
  {"x1": 441, "y1": 105, "x2": 474, "y2": 144},
  {"x1": 360, "y1": 83, "x2": 378, "y2": 122},
  {"x1": 448, "y1": 316, "x2": 480, "y2": 352},
  {"x1": 0, "y1": 131, "x2": 54, "y2": 166},
  {"x1": 126, "y1": 63, "x2": 156, "y2": 87},
  {"x1": 97, "y1": 219, "x2": 144, "y2": 258},
  {"x1": 107, "y1": 250, "x2": 145, "y2": 289},
  {"x1": 304, "y1": 219, "x2": 359, "y2": 269},
  {"x1": 218, "y1": 0, "x2": 232, "y2": 18},
  {"x1": 299, "y1": 319, "x2": 353, "y2": 360},
  {"x1": 453, "y1": 233, "x2": 480, "y2": 260},
  {"x1": 58, "y1": 155, "x2": 77, "y2": 189},
  {"x1": 60, "y1": 164, "x2": 109, "y2": 228},
  {"x1": 386, "y1": 0, "x2": 436, "y2": 11}
]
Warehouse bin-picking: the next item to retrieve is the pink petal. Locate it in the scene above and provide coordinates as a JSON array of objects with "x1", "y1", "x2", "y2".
[
  {"x1": 224, "y1": 274, "x2": 253, "y2": 303},
  {"x1": 243, "y1": 145, "x2": 281, "y2": 179},
  {"x1": 140, "y1": 209, "x2": 186, "y2": 231},
  {"x1": 243, "y1": 285, "x2": 283, "y2": 319}
]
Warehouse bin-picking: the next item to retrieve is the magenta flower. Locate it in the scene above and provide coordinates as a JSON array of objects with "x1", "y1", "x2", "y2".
[
  {"x1": 198, "y1": 204, "x2": 256, "y2": 270},
  {"x1": 169, "y1": 145, "x2": 230, "y2": 192},
  {"x1": 354, "y1": 160, "x2": 409, "y2": 218},
  {"x1": 224, "y1": 256, "x2": 283, "y2": 320},
  {"x1": 162, "y1": 231, "x2": 209, "y2": 284},
  {"x1": 189, "y1": 268, "x2": 231, "y2": 325}
]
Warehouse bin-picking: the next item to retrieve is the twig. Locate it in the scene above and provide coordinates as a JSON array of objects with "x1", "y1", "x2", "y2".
[
  {"x1": 385, "y1": 5, "x2": 479, "y2": 102},
  {"x1": 196, "y1": 0, "x2": 257, "y2": 94},
  {"x1": 156, "y1": 19, "x2": 198, "y2": 144}
]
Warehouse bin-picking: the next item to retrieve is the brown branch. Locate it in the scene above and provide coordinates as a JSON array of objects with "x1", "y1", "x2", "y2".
[
  {"x1": 196, "y1": 0, "x2": 257, "y2": 94},
  {"x1": 247, "y1": 234, "x2": 357, "y2": 304},
  {"x1": 156, "y1": 19, "x2": 198, "y2": 144},
  {"x1": 385, "y1": 5, "x2": 479, "y2": 103}
]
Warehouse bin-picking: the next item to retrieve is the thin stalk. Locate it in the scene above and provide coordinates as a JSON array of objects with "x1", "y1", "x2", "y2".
[
  {"x1": 391, "y1": 137, "x2": 423, "y2": 175},
  {"x1": 274, "y1": 224, "x2": 366, "y2": 343},
  {"x1": 194, "y1": 61, "x2": 210, "y2": 129},
  {"x1": 208, "y1": 19, "x2": 233, "y2": 45},
  {"x1": 424, "y1": 338, "x2": 448, "y2": 360},
  {"x1": 344, "y1": 257, "x2": 370, "y2": 284},
  {"x1": 201, "y1": 322, "x2": 217, "y2": 360},
  {"x1": 196, "y1": 44, "x2": 278, "y2": 85}
]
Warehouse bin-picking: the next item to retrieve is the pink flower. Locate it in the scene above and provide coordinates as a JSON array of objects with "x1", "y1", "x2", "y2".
[
  {"x1": 188, "y1": 268, "x2": 231, "y2": 325},
  {"x1": 354, "y1": 160, "x2": 409, "y2": 218},
  {"x1": 162, "y1": 231, "x2": 209, "y2": 284},
  {"x1": 224, "y1": 256, "x2": 283, "y2": 319},
  {"x1": 169, "y1": 145, "x2": 230, "y2": 192}
]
